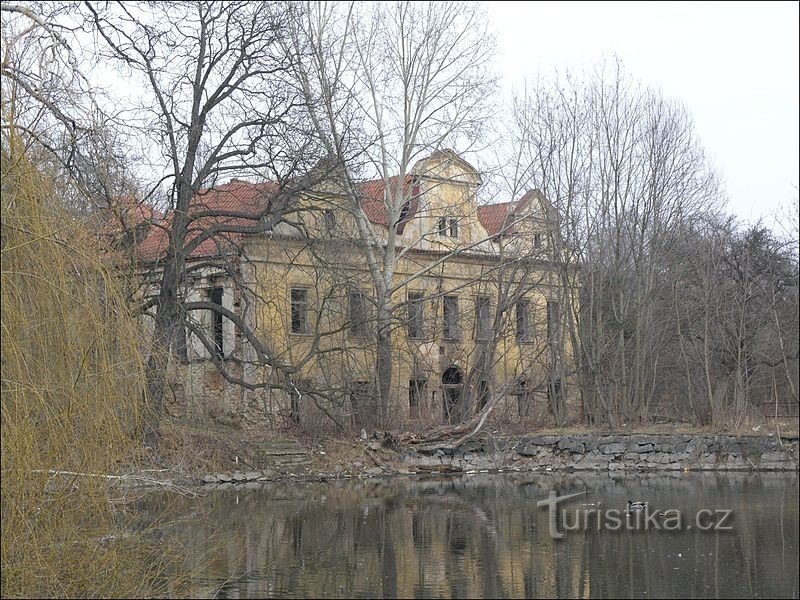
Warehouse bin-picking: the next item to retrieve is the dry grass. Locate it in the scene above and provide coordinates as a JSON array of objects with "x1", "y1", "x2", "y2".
[{"x1": 0, "y1": 132, "x2": 193, "y2": 597}]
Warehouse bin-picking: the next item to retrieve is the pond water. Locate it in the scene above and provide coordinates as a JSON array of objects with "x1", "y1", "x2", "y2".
[{"x1": 141, "y1": 471, "x2": 799, "y2": 599}]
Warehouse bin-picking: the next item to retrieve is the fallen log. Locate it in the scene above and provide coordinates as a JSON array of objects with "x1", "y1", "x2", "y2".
[{"x1": 401, "y1": 394, "x2": 499, "y2": 452}]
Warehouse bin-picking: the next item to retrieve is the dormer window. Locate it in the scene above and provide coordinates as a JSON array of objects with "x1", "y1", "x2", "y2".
[
  {"x1": 449, "y1": 219, "x2": 459, "y2": 238},
  {"x1": 438, "y1": 217, "x2": 458, "y2": 238}
]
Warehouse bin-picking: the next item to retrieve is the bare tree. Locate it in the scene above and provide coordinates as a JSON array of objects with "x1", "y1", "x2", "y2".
[
  {"x1": 289, "y1": 1, "x2": 497, "y2": 425},
  {"x1": 506, "y1": 62, "x2": 725, "y2": 426},
  {"x1": 77, "y1": 1, "x2": 332, "y2": 444}
]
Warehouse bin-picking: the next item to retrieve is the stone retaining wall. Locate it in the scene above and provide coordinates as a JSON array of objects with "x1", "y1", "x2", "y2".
[{"x1": 408, "y1": 434, "x2": 799, "y2": 472}]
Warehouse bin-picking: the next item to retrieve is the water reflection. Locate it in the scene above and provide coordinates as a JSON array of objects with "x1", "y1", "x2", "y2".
[{"x1": 141, "y1": 472, "x2": 799, "y2": 598}]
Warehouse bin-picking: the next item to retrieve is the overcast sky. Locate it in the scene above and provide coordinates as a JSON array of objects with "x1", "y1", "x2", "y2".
[{"x1": 486, "y1": 1, "x2": 799, "y2": 224}]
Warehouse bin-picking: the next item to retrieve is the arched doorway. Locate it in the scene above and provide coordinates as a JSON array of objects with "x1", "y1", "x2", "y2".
[{"x1": 441, "y1": 365, "x2": 464, "y2": 424}]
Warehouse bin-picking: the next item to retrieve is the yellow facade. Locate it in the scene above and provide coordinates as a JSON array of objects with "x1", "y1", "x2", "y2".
[{"x1": 230, "y1": 150, "x2": 577, "y2": 428}]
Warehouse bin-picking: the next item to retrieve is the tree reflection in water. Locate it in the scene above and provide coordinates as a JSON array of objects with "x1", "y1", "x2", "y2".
[{"x1": 138, "y1": 472, "x2": 799, "y2": 599}]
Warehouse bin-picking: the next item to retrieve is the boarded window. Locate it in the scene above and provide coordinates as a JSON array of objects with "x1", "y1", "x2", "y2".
[
  {"x1": 290, "y1": 288, "x2": 308, "y2": 334},
  {"x1": 475, "y1": 296, "x2": 491, "y2": 341},
  {"x1": 516, "y1": 299, "x2": 531, "y2": 342},
  {"x1": 209, "y1": 286, "x2": 224, "y2": 358},
  {"x1": 349, "y1": 289, "x2": 368, "y2": 337},
  {"x1": 407, "y1": 292, "x2": 424, "y2": 339},
  {"x1": 443, "y1": 295, "x2": 459, "y2": 339}
]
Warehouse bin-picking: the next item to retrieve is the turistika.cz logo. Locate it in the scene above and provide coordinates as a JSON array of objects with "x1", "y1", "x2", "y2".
[{"x1": 537, "y1": 491, "x2": 734, "y2": 539}]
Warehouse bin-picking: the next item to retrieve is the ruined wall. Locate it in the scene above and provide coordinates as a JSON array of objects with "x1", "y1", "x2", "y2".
[{"x1": 407, "y1": 434, "x2": 799, "y2": 472}]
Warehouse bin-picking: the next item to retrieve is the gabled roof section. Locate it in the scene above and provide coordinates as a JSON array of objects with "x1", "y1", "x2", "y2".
[
  {"x1": 412, "y1": 148, "x2": 483, "y2": 185},
  {"x1": 477, "y1": 202, "x2": 513, "y2": 237},
  {"x1": 477, "y1": 189, "x2": 553, "y2": 239}
]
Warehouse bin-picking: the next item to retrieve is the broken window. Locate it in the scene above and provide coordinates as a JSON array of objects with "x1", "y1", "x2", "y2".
[
  {"x1": 209, "y1": 286, "x2": 224, "y2": 358},
  {"x1": 516, "y1": 299, "x2": 531, "y2": 342},
  {"x1": 547, "y1": 300, "x2": 561, "y2": 348},
  {"x1": 290, "y1": 288, "x2": 309, "y2": 334},
  {"x1": 407, "y1": 292, "x2": 424, "y2": 339},
  {"x1": 324, "y1": 210, "x2": 336, "y2": 231},
  {"x1": 349, "y1": 289, "x2": 368, "y2": 337},
  {"x1": 475, "y1": 296, "x2": 491, "y2": 341},
  {"x1": 443, "y1": 295, "x2": 459, "y2": 339}
]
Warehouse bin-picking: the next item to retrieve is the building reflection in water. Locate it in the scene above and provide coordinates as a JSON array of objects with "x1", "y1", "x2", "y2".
[{"x1": 139, "y1": 472, "x2": 799, "y2": 599}]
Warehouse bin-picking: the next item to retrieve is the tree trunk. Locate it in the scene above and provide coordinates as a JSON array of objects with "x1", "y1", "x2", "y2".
[
  {"x1": 376, "y1": 308, "x2": 393, "y2": 428},
  {"x1": 143, "y1": 195, "x2": 190, "y2": 447}
]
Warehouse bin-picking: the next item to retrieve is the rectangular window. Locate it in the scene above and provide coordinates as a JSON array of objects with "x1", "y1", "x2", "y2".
[
  {"x1": 324, "y1": 210, "x2": 336, "y2": 231},
  {"x1": 449, "y1": 218, "x2": 459, "y2": 238},
  {"x1": 475, "y1": 296, "x2": 491, "y2": 341},
  {"x1": 407, "y1": 292, "x2": 424, "y2": 339},
  {"x1": 437, "y1": 217, "x2": 448, "y2": 236},
  {"x1": 210, "y1": 286, "x2": 224, "y2": 358},
  {"x1": 443, "y1": 295, "x2": 459, "y2": 340},
  {"x1": 516, "y1": 299, "x2": 531, "y2": 342},
  {"x1": 409, "y1": 379, "x2": 426, "y2": 419},
  {"x1": 290, "y1": 288, "x2": 309, "y2": 334},
  {"x1": 547, "y1": 300, "x2": 561, "y2": 347},
  {"x1": 534, "y1": 233, "x2": 542, "y2": 248},
  {"x1": 349, "y1": 289, "x2": 368, "y2": 337}
]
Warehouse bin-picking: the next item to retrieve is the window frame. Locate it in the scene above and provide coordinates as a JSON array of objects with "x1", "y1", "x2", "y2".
[
  {"x1": 289, "y1": 286, "x2": 310, "y2": 335},
  {"x1": 474, "y1": 295, "x2": 492, "y2": 341},
  {"x1": 209, "y1": 286, "x2": 225, "y2": 358},
  {"x1": 442, "y1": 295, "x2": 459, "y2": 340},
  {"x1": 547, "y1": 300, "x2": 561, "y2": 347},
  {"x1": 515, "y1": 298, "x2": 532, "y2": 343},
  {"x1": 449, "y1": 218, "x2": 459, "y2": 238},
  {"x1": 324, "y1": 209, "x2": 336, "y2": 232},
  {"x1": 348, "y1": 288, "x2": 369, "y2": 338},
  {"x1": 407, "y1": 291, "x2": 425, "y2": 340}
]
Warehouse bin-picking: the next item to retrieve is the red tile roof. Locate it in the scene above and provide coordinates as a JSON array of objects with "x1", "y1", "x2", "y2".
[
  {"x1": 136, "y1": 180, "x2": 279, "y2": 262},
  {"x1": 133, "y1": 177, "x2": 524, "y2": 263},
  {"x1": 359, "y1": 175, "x2": 422, "y2": 228},
  {"x1": 477, "y1": 202, "x2": 512, "y2": 237}
]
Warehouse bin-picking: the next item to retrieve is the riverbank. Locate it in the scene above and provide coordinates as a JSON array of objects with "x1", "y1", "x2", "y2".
[{"x1": 128, "y1": 422, "x2": 799, "y2": 492}]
